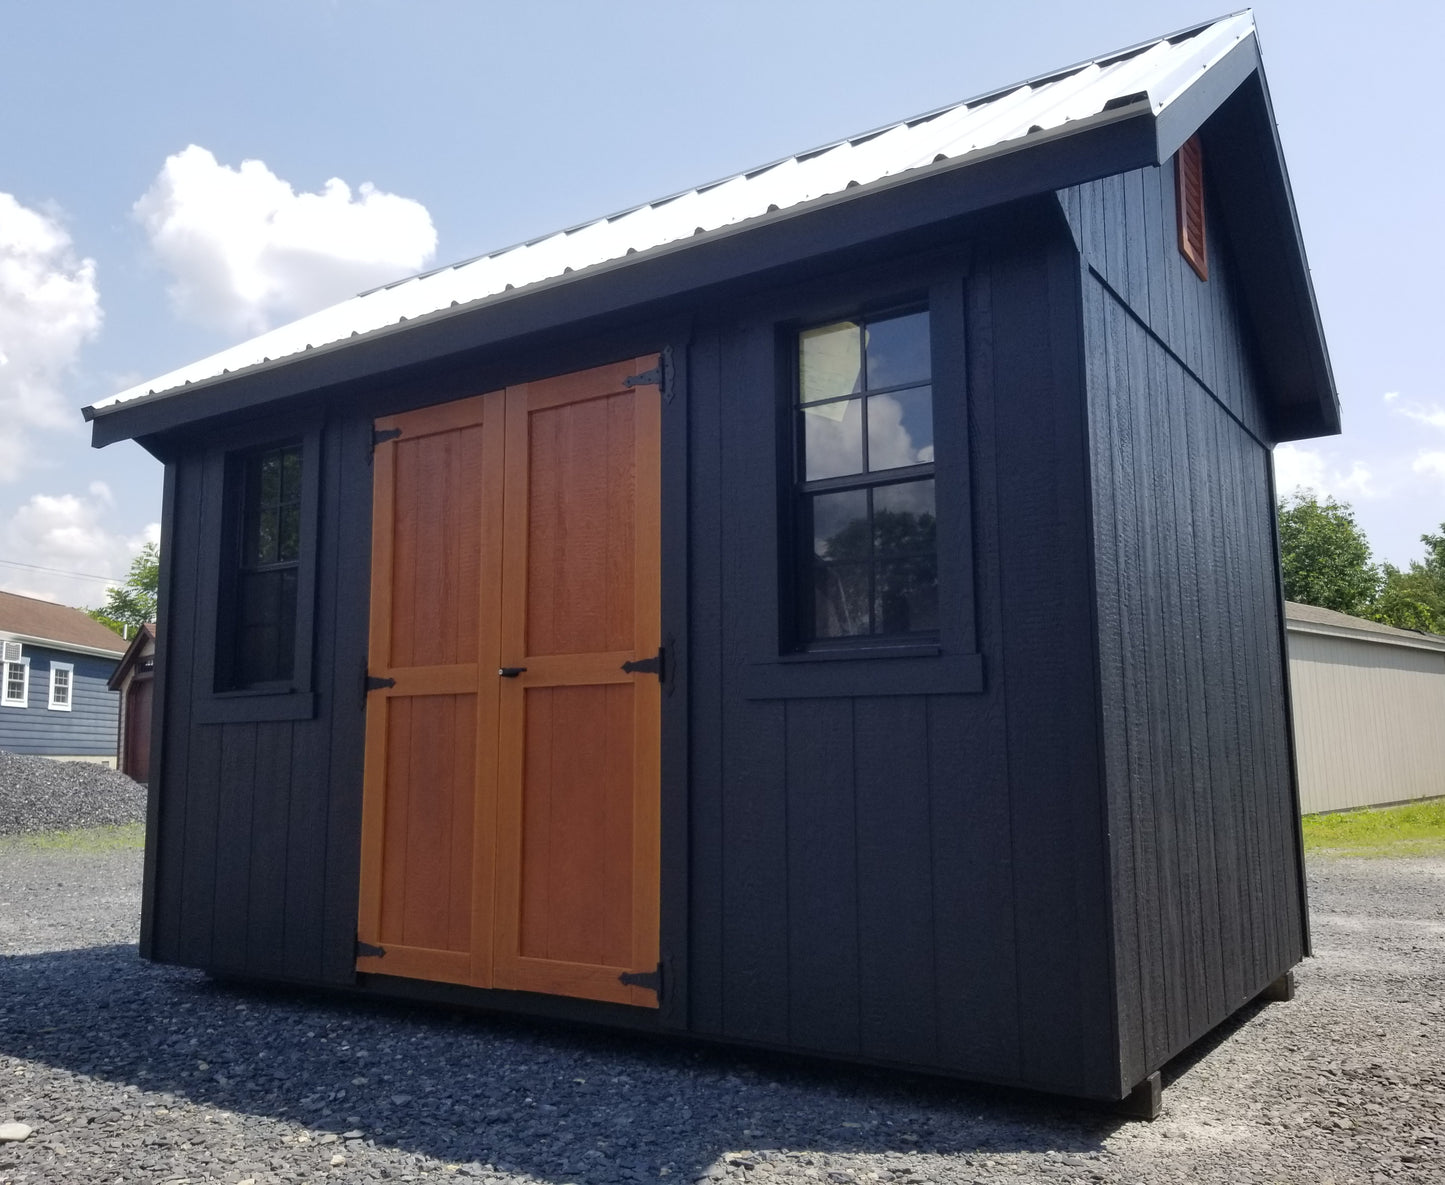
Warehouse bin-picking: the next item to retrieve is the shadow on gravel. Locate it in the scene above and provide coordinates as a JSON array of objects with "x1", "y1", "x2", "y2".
[{"x1": 0, "y1": 943, "x2": 1128, "y2": 1181}]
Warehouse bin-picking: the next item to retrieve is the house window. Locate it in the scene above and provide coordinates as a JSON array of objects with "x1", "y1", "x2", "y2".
[
  {"x1": 48, "y1": 662, "x2": 73, "y2": 711},
  {"x1": 3, "y1": 656, "x2": 29, "y2": 707},
  {"x1": 795, "y1": 308, "x2": 938, "y2": 642},
  {"x1": 221, "y1": 441, "x2": 303, "y2": 689}
]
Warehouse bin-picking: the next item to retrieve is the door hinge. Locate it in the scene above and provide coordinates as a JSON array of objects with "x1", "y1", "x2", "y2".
[
  {"x1": 369, "y1": 425, "x2": 402, "y2": 463},
  {"x1": 619, "y1": 961, "x2": 663, "y2": 997},
  {"x1": 356, "y1": 939, "x2": 386, "y2": 959},
  {"x1": 363, "y1": 670, "x2": 395, "y2": 709},
  {"x1": 624, "y1": 346, "x2": 675, "y2": 403},
  {"x1": 621, "y1": 647, "x2": 665, "y2": 681}
]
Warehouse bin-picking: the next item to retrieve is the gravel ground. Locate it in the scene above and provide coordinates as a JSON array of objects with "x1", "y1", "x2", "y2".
[
  {"x1": 0, "y1": 842, "x2": 1441, "y2": 1185},
  {"x1": 0, "y1": 751, "x2": 145, "y2": 836}
]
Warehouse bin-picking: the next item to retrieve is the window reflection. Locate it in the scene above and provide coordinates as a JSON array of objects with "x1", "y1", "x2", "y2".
[{"x1": 796, "y1": 306, "x2": 938, "y2": 643}]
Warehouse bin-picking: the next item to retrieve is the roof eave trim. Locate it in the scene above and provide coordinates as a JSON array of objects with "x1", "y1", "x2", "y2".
[
  {"x1": 1286, "y1": 619, "x2": 1445, "y2": 654},
  {"x1": 85, "y1": 99, "x2": 1160, "y2": 440},
  {"x1": 0, "y1": 630, "x2": 126, "y2": 659}
]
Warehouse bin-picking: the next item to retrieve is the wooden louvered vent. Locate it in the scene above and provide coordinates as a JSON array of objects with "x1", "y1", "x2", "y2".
[{"x1": 1177, "y1": 134, "x2": 1208, "y2": 280}]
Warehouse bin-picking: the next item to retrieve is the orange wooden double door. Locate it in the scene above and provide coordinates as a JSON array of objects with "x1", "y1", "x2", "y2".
[{"x1": 356, "y1": 358, "x2": 662, "y2": 1008}]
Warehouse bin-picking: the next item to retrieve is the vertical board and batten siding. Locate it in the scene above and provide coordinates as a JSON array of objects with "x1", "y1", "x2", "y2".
[
  {"x1": 1062, "y1": 164, "x2": 1305, "y2": 1088},
  {"x1": 687, "y1": 225, "x2": 1117, "y2": 1097},
  {"x1": 145, "y1": 418, "x2": 370, "y2": 986},
  {"x1": 0, "y1": 646, "x2": 120, "y2": 757},
  {"x1": 1287, "y1": 628, "x2": 1445, "y2": 813}
]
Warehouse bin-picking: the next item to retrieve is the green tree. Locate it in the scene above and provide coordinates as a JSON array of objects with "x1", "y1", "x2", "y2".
[
  {"x1": 1368, "y1": 524, "x2": 1445, "y2": 633},
  {"x1": 89, "y1": 542, "x2": 159, "y2": 637},
  {"x1": 1276, "y1": 492, "x2": 1380, "y2": 615}
]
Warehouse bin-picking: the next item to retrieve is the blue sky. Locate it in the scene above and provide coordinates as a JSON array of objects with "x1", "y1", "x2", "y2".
[{"x1": 2, "y1": 0, "x2": 1440, "y2": 607}]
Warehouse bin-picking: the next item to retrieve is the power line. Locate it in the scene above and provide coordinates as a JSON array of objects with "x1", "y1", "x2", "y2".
[{"x1": 0, "y1": 558, "x2": 123, "y2": 585}]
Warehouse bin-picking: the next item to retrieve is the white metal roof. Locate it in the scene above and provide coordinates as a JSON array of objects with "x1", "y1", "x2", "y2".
[{"x1": 90, "y1": 11, "x2": 1255, "y2": 414}]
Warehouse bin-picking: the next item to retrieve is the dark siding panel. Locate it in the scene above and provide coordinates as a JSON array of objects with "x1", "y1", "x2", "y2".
[
  {"x1": 1080, "y1": 226, "x2": 1305, "y2": 1076},
  {"x1": 686, "y1": 330, "x2": 726, "y2": 1036},
  {"x1": 177, "y1": 720, "x2": 222, "y2": 969},
  {"x1": 211, "y1": 723, "x2": 257, "y2": 973},
  {"x1": 151, "y1": 461, "x2": 200, "y2": 963},
  {"x1": 784, "y1": 699, "x2": 860, "y2": 1056},
  {"x1": 927, "y1": 694, "x2": 1018, "y2": 1080},
  {"x1": 854, "y1": 697, "x2": 936, "y2": 1066},
  {"x1": 245, "y1": 719, "x2": 294, "y2": 978},
  {"x1": 1062, "y1": 166, "x2": 1270, "y2": 445},
  {"x1": 718, "y1": 700, "x2": 789, "y2": 1045},
  {"x1": 1080, "y1": 276, "x2": 1144, "y2": 1087},
  {"x1": 926, "y1": 264, "x2": 1020, "y2": 1084},
  {"x1": 319, "y1": 416, "x2": 370, "y2": 985},
  {"x1": 992, "y1": 241, "x2": 1112, "y2": 1094}
]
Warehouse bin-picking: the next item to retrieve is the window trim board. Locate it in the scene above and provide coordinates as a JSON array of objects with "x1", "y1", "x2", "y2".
[
  {"x1": 47, "y1": 661, "x2": 74, "y2": 711},
  {"x1": 192, "y1": 419, "x2": 322, "y2": 723},
  {"x1": 731, "y1": 254, "x2": 981, "y2": 698},
  {"x1": 2, "y1": 656, "x2": 29, "y2": 708}
]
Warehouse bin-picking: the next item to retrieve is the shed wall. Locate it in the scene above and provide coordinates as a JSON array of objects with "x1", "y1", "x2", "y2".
[
  {"x1": 1064, "y1": 164, "x2": 1306, "y2": 1088},
  {"x1": 685, "y1": 226, "x2": 1115, "y2": 1097},
  {"x1": 142, "y1": 214, "x2": 1125, "y2": 1095},
  {"x1": 0, "y1": 645, "x2": 120, "y2": 758},
  {"x1": 1287, "y1": 630, "x2": 1445, "y2": 813}
]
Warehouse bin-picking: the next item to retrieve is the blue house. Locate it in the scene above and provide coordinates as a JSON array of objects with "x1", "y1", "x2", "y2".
[{"x1": 0, "y1": 590, "x2": 126, "y2": 763}]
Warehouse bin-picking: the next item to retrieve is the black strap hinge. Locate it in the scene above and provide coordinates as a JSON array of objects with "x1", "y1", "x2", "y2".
[
  {"x1": 369, "y1": 425, "x2": 402, "y2": 464},
  {"x1": 621, "y1": 647, "x2": 665, "y2": 680},
  {"x1": 618, "y1": 962, "x2": 663, "y2": 996},
  {"x1": 363, "y1": 671, "x2": 395, "y2": 709},
  {"x1": 624, "y1": 346, "x2": 675, "y2": 403},
  {"x1": 356, "y1": 939, "x2": 386, "y2": 959}
]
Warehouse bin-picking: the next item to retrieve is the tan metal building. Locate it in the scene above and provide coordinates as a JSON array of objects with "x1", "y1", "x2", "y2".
[{"x1": 1285, "y1": 601, "x2": 1445, "y2": 814}]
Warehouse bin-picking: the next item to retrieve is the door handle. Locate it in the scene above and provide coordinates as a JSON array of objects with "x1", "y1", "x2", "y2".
[{"x1": 498, "y1": 667, "x2": 527, "y2": 678}]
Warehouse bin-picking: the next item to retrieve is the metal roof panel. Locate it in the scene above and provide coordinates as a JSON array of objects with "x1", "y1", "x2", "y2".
[{"x1": 88, "y1": 11, "x2": 1257, "y2": 414}]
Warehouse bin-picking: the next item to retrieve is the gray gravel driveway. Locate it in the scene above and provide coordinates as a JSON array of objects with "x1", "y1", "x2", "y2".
[{"x1": 1, "y1": 841, "x2": 1441, "y2": 1184}]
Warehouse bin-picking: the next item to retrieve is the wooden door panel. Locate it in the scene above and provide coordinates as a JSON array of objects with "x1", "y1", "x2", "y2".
[
  {"x1": 359, "y1": 360, "x2": 660, "y2": 1009},
  {"x1": 357, "y1": 391, "x2": 504, "y2": 987},
  {"x1": 378, "y1": 693, "x2": 477, "y2": 954},
  {"x1": 518, "y1": 683, "x2": 636, "y2": 967},
  {"x1": 388, "y1": 426, "x2": 485, "y2": 669},
  {"x1": 526, "y1": 392, "x2": 637, "y2": 656},
  {"x1": 493, "y1": 357, "x2": 662, "y2": 1008}
]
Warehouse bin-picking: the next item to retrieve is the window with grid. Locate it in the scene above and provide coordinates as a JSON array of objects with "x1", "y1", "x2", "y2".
[
  {"x1": 795, "y1": 308, "x2": 937, "y2": 643},
  {"x1": 3, "y1": 657, "x2": 29, "y2": 707},
  {"x1": 48, "y1": 663, "x2": 73, "y2": 710},
  {"x1": 226, "y1": 442, "x2": 303, "y2": 688}
]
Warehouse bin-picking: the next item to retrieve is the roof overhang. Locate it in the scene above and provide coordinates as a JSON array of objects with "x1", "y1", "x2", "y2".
[
  {"x1": 1285, "y1": 616, "x2": 1445, "y2": 655},
  {"x1": 0, "y1": 629, "x2": 126, "y2": 660},
  {"x1": 87, "y1": 103, "x2": 1165, "y2": 449},
  {"x1": 84, "y1": 12, "x2": 1338, "y2": 449}
]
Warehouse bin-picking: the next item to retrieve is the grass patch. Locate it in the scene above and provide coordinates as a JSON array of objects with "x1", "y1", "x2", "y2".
[
  {"x1": 0, "y1": 822, "x2": 145, "y2": 854},
  {"x1": 1301, "y1": 798, "x2": 1445, "y2": 857}
]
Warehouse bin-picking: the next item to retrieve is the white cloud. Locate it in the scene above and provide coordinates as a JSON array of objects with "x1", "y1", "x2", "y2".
[
  {"x1": 1272, "y1": 443, "x2": 1375, "y2": 502},
  {"x1": 1393, "y1": 400, "x2": 1445, "y2": 430},
  {"x1": 0, "y1": 486, "x2": 158, "y2": 608},
  {"x1": 1412, "y1": 451, "x2": 1445, "y2": 484},
  {"x1": 0, "y1": 193, "x2": 102, "y2": 479},
  {"x1": 1383, "y1": 391, "x2": 1399, "y2": 404},
  {"x1": 134, "y1": 145, "x2": 438, "y2": 336}
]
